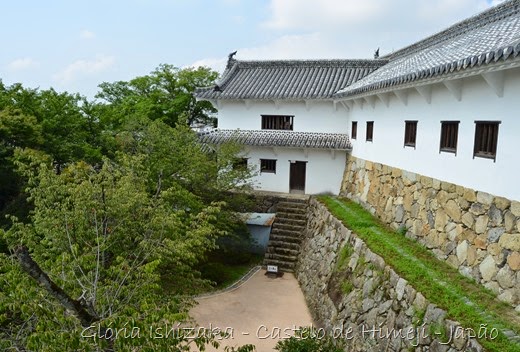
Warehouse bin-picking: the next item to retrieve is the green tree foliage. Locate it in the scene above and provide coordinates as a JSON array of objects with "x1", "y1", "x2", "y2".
[
  {"x1": 96, "y1": 64, "x2": 218, "y2": 130},
  {"x1": 1, "y1": 121, "x2": 254, "y2": 350},
  {"x1": 274, "y1": 327, "x2": 345, "y2": 352},
  {"x1": 0, "y1": 64, "x2": 254, "y2": 351}
]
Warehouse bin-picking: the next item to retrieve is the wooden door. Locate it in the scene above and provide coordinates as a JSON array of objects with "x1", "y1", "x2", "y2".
[{"x1": 289, "y1": 161, "x2": 306, "y2": 193}]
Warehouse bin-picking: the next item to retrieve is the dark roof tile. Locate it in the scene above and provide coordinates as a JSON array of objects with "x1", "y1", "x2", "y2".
[
  {"x1": 198, "y1": 129, "x2": 352, "y2": 150},
  {"x1": 195, "y1": 59, "x2": 386, "y2": 100}
]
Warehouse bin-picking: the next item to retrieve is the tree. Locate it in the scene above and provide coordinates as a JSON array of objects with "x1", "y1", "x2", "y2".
[
  {"x1": 96, "y1": 64, "x2": 218, "y2": 130},
  {"x1": 0, "y1": 122, "x2": 255, "y2": 351}
]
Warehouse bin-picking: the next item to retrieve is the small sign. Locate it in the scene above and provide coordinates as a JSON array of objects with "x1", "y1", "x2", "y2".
[{"x1": 267, "y1": 265, "x2": 278, "y2": 273}]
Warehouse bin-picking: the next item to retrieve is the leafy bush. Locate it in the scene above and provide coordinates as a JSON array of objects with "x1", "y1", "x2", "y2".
[{"x1": 274, "y1": 327, "x2": 344, "y2": 352}]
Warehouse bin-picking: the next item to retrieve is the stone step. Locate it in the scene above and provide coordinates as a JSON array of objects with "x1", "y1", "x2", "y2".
[
  {"x1": 266, "y1": 246, "x2": 300, "y2": 256},
  {"x1": 267, "y1": 240, "x2": 300, "y2": 251},
  {"x1": 273, "y1": 217, "x2": 307, "y2": 227},
  {"x1": 276, "y1": 212, "x2": 307, "y2": 221},
  {"x1": 273, "y1": 222, "x2": 306, "y2": 232},
  {"x1": 264, "y1": 253, "x2": 298, "y2": 263},
  {"x1": 278, "y1": 198, "x2": 308, "y2": 205},
  {"x1": 269, "y1": 234, "x2": 302, "y2": 244},
  {"x1": 276, "y1": 207, "x2": 306, "y2": 215},
  {"x1": 270, "y1": 228, "x2": 302, "y2": 238},
  {"x1": 278, "y1": 201, "x2": 307, "y2": 209}
]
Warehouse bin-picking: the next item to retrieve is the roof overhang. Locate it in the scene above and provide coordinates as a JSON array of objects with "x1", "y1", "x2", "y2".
[{"x1": 198, "y1": 129, "x2": 352, "y2": 151}]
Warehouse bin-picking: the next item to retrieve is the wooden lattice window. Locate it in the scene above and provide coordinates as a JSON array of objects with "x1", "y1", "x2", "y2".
[
  {"x1": 404, "y1": 121, "x2": 418, "y2": 148},
  {"x1": 260, "y1": 159, "x2": 277, "y2": 173},
  {"x1": 474, "y1": 121, "x2": 500, "y2": 161},
  {"x1": 261, "y1": 115, "x2": 294, "y2": 130},
  {"x1": 366, "y1": 121, "x2": 374, "y2": 142},
  {"x1": 351, "y1": 121, "x2": 358, "y2": 140},
  {"x1": 440, "y1": 121, "x2": 459, "y2": 154}
]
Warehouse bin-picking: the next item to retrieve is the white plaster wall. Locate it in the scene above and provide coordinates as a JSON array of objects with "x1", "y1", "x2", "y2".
[
  {"x1": 217, "y1": 100, "x2": 348, "y2": 133},
  {"x1": 241, "y1": 147, "x2": 346, "y2": 195},
  {"x1": 347, "y1": 67, "x2": 520, "y2": 201}
]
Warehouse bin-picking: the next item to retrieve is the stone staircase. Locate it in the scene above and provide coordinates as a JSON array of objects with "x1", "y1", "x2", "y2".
[{"x1": 263, "y1": 197, "x2": 309, "y2": 273}]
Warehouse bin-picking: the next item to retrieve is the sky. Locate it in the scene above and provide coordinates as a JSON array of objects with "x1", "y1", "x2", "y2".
[{"x1": 0, "y1": 0, "x2": 504, "y2": 99}]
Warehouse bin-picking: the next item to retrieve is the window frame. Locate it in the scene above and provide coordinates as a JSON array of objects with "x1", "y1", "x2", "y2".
[
  {"x1": 366, "y1": 121, "x2": 374, "y2": 142},
  {"x1": 439, "y1": 121, "x2": 460, "y2": 155},
  {"x1": 260, "y1": 159, "x2": 277, "y2": 174},
  {"x1": 473, "y1": 121, "x2": 500, "y2": 162},
  {"x1": 404, "y1": 120, "x2": 418, "y2": 148},
  {"x1": 261, "y1": 115, "x2": 294, "y2": 130},
  {"x1": 351, "y1": 121, "x2": 358, "y2": 140}
]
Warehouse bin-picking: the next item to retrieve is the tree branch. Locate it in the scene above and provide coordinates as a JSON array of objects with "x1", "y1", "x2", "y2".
[{"x1": 14, "y1": 245, "x2": 99, "y2": 327}]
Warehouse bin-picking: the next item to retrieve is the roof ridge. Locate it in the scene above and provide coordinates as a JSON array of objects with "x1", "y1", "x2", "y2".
[
  {"x1": 382, "y1": 0, "x2": 520, "y2": 60},
  {"x1": 235, "y1": 59, "x2": 388, "y2": 68}
]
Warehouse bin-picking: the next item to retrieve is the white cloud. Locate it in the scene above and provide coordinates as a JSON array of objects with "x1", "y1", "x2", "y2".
[
  {"x1": 264, "y1": 0, "x2": 382, "y2": 29},
  {"x1": 53, "y1": 55, "x2": 115, "y2": 84},
  {"x1": 7, "y1": 57, "x2": 39, "y2": 71},
  {"x1": 193, "y1": 0, "x2": 498, "y2": 75},
  {"x1": 80, "y1": 29, "x2": 96, "y2": 39}
]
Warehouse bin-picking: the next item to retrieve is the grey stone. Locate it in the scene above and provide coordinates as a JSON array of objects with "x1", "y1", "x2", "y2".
[
  {"x1": 395, "y1": 278, "x2": 408, "y2": 300},
  {"x1": 496, "y1": 265, "x2": 515, "y2": 289},
  {"x1": 488, "y1": 204, "x2": 503, "y2": 226},
  {"x1": 479, "y1": 255, "x2": 498, "y2": 281},
  {"x1": 487, "y1": 227, "x2": 505, "y2": 243},
  {"x1": 456, "y1": 240, "x2": 469, "y2": 263}
]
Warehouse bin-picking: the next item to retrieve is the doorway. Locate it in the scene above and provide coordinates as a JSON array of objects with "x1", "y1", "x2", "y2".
[{"x1": 289, "y1": 161, "x2": 306, "y2": 194}]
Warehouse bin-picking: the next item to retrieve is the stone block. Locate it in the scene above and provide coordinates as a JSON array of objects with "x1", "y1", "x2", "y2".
[
  {"x1": 487, "y1": 227, "x2": 505, "y2": 243},
  {"x1": 479, "y1": 255, "x2": 497, "y2": 281},
  {"x1": 504, "y1": 211, "x2": 516, "y2": 232},
  {"x1": 494, "y1": 196, "x2": 511, "y2": 210},
  {"x1": 511, "y1": 201, "x2": 520, "y2": 217},
  {"x1": 463, "y1": 188, "x2": 477, "y2": 202},
  {"x1": 466, "y1": 245, "x2": 478, "y2": 266},
  {"x1": 507, "y1": 251, "x2": 520, "y2": 271},
  {"x1": 434, "y1": 210, "x2": 448, "y2": 231},
  {"x1": 456, "y1": 240, "x2": 469, "y2": 263},
  {"x1": 445, "y1": 199, "x2": 462, "y2": 222},
  {"x1": 474, "y1": 216, "x2": 489, "y2": 234},
  {"x1": 432, "y1": 178, "x2": 441, "y2": 190},
  {"x1": 488, "y1": 205, "x2": 503, "y2": 226},
  {"x1": 441, "y1": 181, "x2": 456, "y2": 193},
  {"x1": 496, "y1": 265, "x2": 515, "y2": 289},
  {"x1": 421, "y1": 175, "x2": 433, "y2": 188},
  {"x1": 461, "y1": 212, "x2": 475, "y2": 228},
  {"x1": 498, "y1": 233, "x2": 520, "y2": 251},
  {"x1": 477, "y1": 191, "x2": 494, "y2": 206}
]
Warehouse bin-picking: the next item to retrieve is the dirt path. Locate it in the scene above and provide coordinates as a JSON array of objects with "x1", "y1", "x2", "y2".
[{"x1": 190, "y1": 269, "x2": 313, "y2": 351}]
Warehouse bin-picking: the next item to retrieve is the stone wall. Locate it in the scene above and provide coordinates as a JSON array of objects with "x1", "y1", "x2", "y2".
[
  {"x1": 296, "y1": 198, "x2": 484, "y2": 351},
  {"x1": 340, "y1": 155, "x2": 520, "y2": 308}
]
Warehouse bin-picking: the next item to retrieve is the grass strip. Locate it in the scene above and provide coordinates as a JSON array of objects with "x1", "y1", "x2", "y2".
[{"x1": 319, "y1": 195, "x2": 520, "y2": 352}]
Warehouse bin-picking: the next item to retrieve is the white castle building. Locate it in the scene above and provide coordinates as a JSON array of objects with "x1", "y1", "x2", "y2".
[{"x1": 196, "y1": 0, "x2": 520, "y2": 201}]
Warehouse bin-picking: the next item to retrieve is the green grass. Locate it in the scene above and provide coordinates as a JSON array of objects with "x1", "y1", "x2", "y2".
[{"x1": 318, "y1": 195, "x2": 520, "y2": 352}]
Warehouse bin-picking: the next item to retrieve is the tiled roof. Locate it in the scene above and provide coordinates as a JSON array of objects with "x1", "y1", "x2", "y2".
[
  {"x1": 335, "y1": 0, "x2": 520, "y2": 98},
  {"x1": 195, "y1": 59, "x2": 386, "y2": 100},
  {"x1": 198, "y1": 129, "x2": 352, "y2": 150}
]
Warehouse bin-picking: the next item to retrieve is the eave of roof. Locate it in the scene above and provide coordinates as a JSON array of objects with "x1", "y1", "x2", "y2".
[
  {"x1": 198, "y1": 129, "x2": 352, "y2": 151},
  {"x1": 334, "y1": 0, "x2": 520, "y2": 99}
]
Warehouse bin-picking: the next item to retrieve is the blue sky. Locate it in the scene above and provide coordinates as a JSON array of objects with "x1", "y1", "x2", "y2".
[{"x1": 1, "y1": 0, "x2": 503, "y2": 99}]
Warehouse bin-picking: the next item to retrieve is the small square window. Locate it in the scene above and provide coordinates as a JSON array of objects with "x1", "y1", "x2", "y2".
[
  {"x1": 366, "y1": 121, "x2": 374, "y2": 142},
  {"x1": 351, "y1": 121, "x2": 358, "y2": 140},
  {"x1": 474, "y1": 121, "x2": 500, "y2": 161},
  {"x1": 404, "y1": 121, "x2": 417, "y2": 148},
  {"x1": 440, "y1": 121, "x2": 459, "y2": 154},
  {"x1": 260, "y1": 159, "x2": 276, "y2": 173}
]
